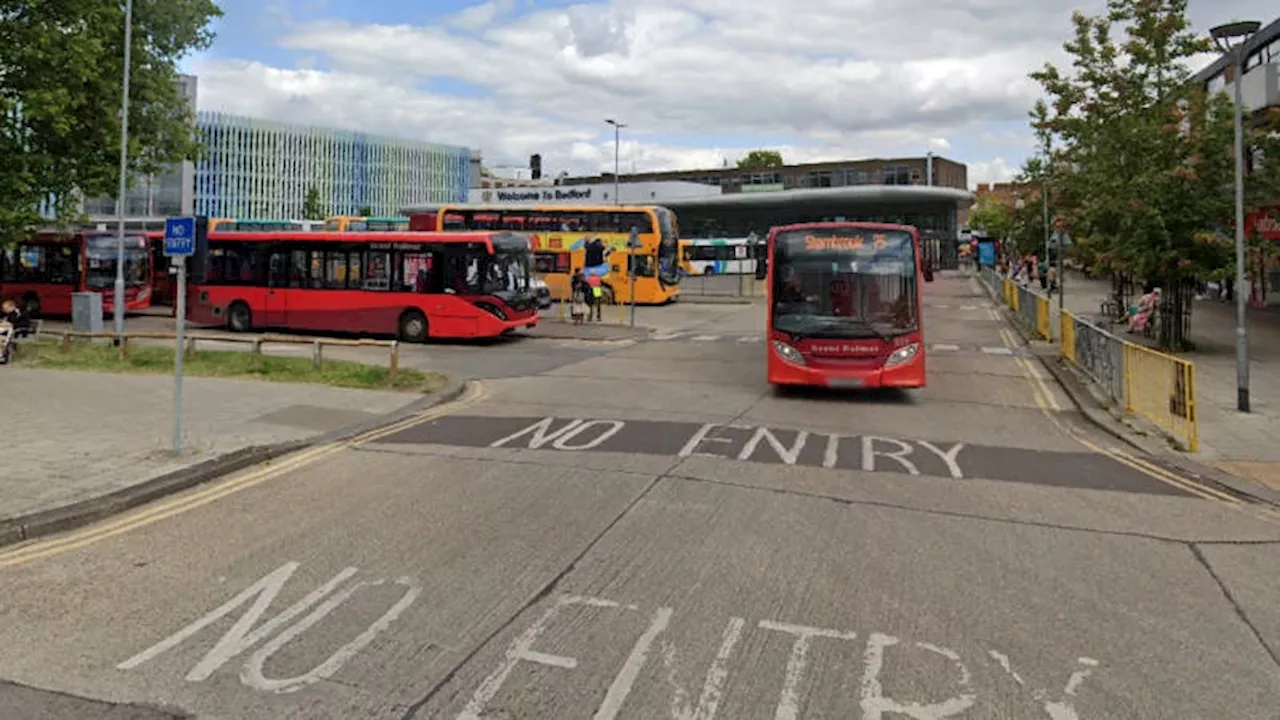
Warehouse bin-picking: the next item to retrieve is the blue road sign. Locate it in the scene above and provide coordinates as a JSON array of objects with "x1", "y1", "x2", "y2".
[{"x1": 164, "y1": 217, "x2": 196, "y2": 256}]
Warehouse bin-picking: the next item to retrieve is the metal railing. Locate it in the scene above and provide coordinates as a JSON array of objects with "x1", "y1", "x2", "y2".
[
  {"x1": 1123, "y1": 343, "x2": 1197, "y2": 452},
  {"x1": 54, "y1": 330, "x2": 403, "y2": 376},
  {"x1": 979, "y1": 271, "x2": 1199, "y2": 452}
]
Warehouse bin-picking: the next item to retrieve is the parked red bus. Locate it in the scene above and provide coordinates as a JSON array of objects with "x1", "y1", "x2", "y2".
[
  {"x1": 755, "y1": 222, "x2": 932, "y2": 389},
  {"x1": 187, "y1": 230, "x2": 538, "y2": 341},
  {"x1": 0, "y1": 231, "x2": 153, "y2": 316},
  {"x1": 145, "y1": 232, "x2": 178, "y2": 306}
]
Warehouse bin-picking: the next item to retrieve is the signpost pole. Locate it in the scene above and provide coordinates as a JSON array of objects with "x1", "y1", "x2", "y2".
[
  {"x1": 163, "y1": 216, "x2": 196, "y2": 456},
  {"x1": 173, "y1": 257, "x2": 186, "y2": 454}
]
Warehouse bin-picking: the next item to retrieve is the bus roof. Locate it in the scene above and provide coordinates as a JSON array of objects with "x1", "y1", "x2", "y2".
[
  {"x1": 770, "y1": 221, "x2": 919, "y2": 237},
  {"x1": 208, "y1": 230, "x2": 531, "y2": 253}
]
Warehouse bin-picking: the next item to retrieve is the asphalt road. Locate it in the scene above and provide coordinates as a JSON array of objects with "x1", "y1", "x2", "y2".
[{"x1": 2, "y1": 272, "x2": 1278, "y2": 719}]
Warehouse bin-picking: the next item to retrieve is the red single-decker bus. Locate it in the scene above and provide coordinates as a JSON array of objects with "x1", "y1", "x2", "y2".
[
  {"x1": 0, "y1": 231, "x2": 153, "y2": 316},
  {"x1": 187, "y1": 230, "x2": 538, "y2": 340},
  {"x1": 756, "y1": 222, "x2": 933, "y2": 389}
]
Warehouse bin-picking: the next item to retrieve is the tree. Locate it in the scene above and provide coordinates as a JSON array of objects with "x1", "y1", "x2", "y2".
[
  {"x1": 0, "y1": 0, "x2": 222, "y2": 247},
  {"x1": 737, "y1": 150, "x2": 785, "y2": 169},
  {"x1": 302, "y1": 186, "x2": 325, "y2": 220},
  {"x1": 968, "y1": 195, "x2": 1016, "y2": 243},
  {"x1": 1030, "y1": 0, "x2": 1241, "y2": 349},
  {"x1": 357, "y1": 205, "x2": 373, "y2": 216}
]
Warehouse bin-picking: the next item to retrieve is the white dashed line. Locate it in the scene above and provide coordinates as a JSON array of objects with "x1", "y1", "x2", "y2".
[
  {"x1": 691, "y1": 335, "x2": 721, "y2": 342},
  {"x1": 931, "y1": 344, "x2": 961, "y2": 351},
  {"x1": 981, "y1": 346, "x2": 1014, "y2": 355},
  {"x1": 737, "y1": 336, "x2": 762, "y2": 343}
]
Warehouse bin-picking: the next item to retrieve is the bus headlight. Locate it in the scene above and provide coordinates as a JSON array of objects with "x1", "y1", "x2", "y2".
[
  {"x1": 884, "y1": 343, "x2": 920, "y2": 367},
  {"x1": 476, "y1": 302, "x2": 508, "y2": 320},
  {"x1": 771, "y1": 340, "x2": 806, "y2": 366}
]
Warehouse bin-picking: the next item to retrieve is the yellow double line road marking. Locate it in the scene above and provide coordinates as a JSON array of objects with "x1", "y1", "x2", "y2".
[
  {"x1": 0, "y1": 381, "x2": 488, "y2": 569},
  {"x1": 997, "y1": 326, "x2": 1278, "y2": 520}
]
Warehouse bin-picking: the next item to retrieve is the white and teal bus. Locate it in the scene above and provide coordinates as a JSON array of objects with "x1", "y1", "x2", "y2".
[{"x1": 678, "y1": 237, "x2": 758, "y2": 275}]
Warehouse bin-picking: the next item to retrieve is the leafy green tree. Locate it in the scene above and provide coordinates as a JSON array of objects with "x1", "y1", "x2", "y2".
[
  {"x1": 0, "y1": 0, "x2": 222, "y2": 247},
  {"x1": 737, "y1": 150, "x2": 785, "y2": 169},
  {"x1": 968, "y1": 195, "x2": 1016, "y2": 242},
  {"x1": 358, "y1": 205, "x2": 373, "y2": 216},
  {"x1": 1030, "y1": 0, "x2": 1238, "y2": 349},
  {"x1": 302, "y1": 186, "x2": 325, "y2": 220}
]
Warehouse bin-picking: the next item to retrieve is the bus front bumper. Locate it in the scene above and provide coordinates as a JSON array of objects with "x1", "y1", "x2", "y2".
[{"x1": 767, "y1": 342, "x2": 925, "y2": 389}]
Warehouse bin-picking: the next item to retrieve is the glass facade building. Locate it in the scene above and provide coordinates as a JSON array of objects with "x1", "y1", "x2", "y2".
[{"x1": 194, "y1": 111, "x2": 470, "y2": 219}]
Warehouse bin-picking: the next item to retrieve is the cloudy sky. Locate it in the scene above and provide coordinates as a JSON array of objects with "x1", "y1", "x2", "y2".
[{"x1": 183, "y1": 0, "x2": 1274, "y2": 188}]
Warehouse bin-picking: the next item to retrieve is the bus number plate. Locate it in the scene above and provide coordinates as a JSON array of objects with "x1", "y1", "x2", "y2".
[{"x1": 828, "y1": 377, "x2": 865, "y2": 388}]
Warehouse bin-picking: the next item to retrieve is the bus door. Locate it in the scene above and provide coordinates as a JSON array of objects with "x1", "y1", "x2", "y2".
[{"x1": 264, "y1": 250, "x2": 293, "y2": 327}]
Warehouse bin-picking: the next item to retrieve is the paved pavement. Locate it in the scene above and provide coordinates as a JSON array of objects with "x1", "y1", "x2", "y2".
[
  {"x1": 1, "y1": 271, "x2": 1278, "y2": 718},
  {"x1": 0, "y1": 369, "x2": 415, "y2": 524},
  {"x1": 1048, "y1": 270, "x2": 1280, "y2": 490}
]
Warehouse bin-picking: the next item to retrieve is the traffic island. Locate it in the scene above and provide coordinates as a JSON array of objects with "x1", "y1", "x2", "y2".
[{"x1": 16, "y1": 338, "x2": 447, "y2": 393}]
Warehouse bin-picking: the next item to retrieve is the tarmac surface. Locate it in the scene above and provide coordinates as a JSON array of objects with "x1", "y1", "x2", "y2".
[{"x1": 1, "y1": 272, "x2": 1277, "y2": 719}]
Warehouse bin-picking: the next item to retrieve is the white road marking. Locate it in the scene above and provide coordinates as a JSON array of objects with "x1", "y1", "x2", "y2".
[
  {"x1": 119, "y1": 562, "x2": 421, "y2": 693},
  {"x1": 759, "y1": 621, "x2": 858, "y2": 720},
  {"x1": 916, "y1": 440, "x2": 965, "y2": 479},
  {"x1": 860, "y1": 633, "x2": 976, "y2": 719},
  {"x1": 652, "y1": 332, "x2": 684, "y2": 341},
  {"x1": 662, "y1": 616, "x2": 746, "y2": 720},
  {"x1": 960, "y1": 305, "x2": 979, "y2": 310},
  {"x1": 931, "y1": 344, "x2": 961, "y2": 352},
  {"x1": 552, "y1": 420, "x2": 626, "y2": 450},
  {"x1": 595, "y1": 607, "x2": 674, "y2": 720},
  {"x1": 981, "y1": 346, "x2": 1013, "y2": 355},
  {"x1": 458, "y1": 595, "x2": 625, "y2": 720},
  {"x1": 738, "y1": 427, "x2": 809, "y2": 465},
  {"x1": 861, "y1": 436, "x2": 920, "y2": 475},
  {"x1": 490, "y1": 417, "x2": 584, "y2": 448},
  {"x1": 737, "y1": 336, "x2": 762, "y2": 343},
  {"x1": 691, "y1": 335, "x2": 721, "y2": 342}
]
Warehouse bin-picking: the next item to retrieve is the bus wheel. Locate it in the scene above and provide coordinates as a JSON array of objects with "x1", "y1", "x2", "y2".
[
  {"x1": 21, "y1": 294, "x2": 39, "y2": 318},
  {"x1": 399, "y1": 310, "x2": 428, "y2": 343},
  {"x1": 227, "y1": 302, "x2": 252, "y2": 333}
]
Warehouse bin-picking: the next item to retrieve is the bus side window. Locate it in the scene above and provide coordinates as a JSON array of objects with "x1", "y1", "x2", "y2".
[
  {"x1": 364, "y1": 251, "x2": 390, "y2": 291},
  {"x1": 289, "y1": 250, "x2": 308, "y2": 288},
  {"x1": 268, "y1": 252, "x2": 288, "y2": 287}
]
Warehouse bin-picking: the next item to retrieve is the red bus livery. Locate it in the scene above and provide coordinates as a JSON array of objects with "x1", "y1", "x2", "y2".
[
  {"x1": 0, "y1": 231, "x2": 153, "y2": 316},
  {"x1": 187, "y1": 230, "x2": 538, "y2": 341},
  {"x1": 756, "y1": 222, "x2": 932, "y2": 389}
]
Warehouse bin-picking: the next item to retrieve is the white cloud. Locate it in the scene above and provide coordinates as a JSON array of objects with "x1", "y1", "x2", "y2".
[
  {"x1": 191, "y1": 0, "x2": 1278, "y2": 179},
  {"x1": 968, "y1": 158, "x2": 1021, "y2": 188}
]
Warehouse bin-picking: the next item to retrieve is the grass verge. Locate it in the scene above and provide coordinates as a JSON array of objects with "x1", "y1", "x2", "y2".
[{"x1": 15, "y1": 340, "x2": 448, "y2": 393}]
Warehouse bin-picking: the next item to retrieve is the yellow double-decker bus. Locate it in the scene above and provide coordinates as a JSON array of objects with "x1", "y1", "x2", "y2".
[
  {"x1": 403, "y1": 204, "x2": 681, "y2": 305},
  {"x1": 322, "y1": 216, "x2": 410, "y2": 232}
]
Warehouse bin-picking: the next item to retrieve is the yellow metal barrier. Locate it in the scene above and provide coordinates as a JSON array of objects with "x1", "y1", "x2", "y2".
[
  {"x1": 1123, "y1": 344, "x2": 1198, "y2": 452},
  {"x1": 1060, "y1": 310, "x2": 1076, "y2": 362},
  {"x1": 1035, "y1": 295, "x2": 1051, "y2": 341}
]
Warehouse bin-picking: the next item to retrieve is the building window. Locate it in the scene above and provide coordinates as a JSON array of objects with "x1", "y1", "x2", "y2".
[
  {"x1": 803, "y1": 171, "x2": 832, "y2": 188},
  {"x1": 741, "y1": 172, "x2": 780, "y2": 186},
  {"x1": 881, "y1": 165, "x2": 911, "y2": 185}
]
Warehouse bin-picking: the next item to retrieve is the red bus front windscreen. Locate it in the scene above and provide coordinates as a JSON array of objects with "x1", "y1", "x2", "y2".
[{"x1": 771, "y1": 228, "x2": 918, "y2": 341}]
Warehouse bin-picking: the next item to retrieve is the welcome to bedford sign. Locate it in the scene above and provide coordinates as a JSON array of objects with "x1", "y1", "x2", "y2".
[{"x1": 470, "y1": 187, "x2": 594, "y2": 203}]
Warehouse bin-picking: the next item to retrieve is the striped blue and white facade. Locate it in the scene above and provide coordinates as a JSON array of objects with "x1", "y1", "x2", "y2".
[{"x1": 195, "y1": 111, "x2": 470, "y2": 219}]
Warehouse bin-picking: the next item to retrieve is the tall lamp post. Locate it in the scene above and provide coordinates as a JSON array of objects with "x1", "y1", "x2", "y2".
[
  {"x1": 1211, "y1": 20, "x2": 1260, "y2": 413},
  {"x1": 113, "y1": 0, "x2": 135, "y2": 344},
  {"x1": 605, "y1": 118, "x2": 626, "y2": 206}
]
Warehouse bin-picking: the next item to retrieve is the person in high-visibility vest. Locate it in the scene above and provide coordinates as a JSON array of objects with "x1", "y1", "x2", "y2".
[{"x1": 586, "y1": 274, "x2": 603, "y2": 321}]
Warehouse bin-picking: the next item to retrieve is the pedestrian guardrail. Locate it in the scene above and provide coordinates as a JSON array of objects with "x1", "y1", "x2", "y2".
[
  {"x1": 55, "y1": 330, "x2": 403, "y2": 377},
  {"x1": 979, "y1": 272, "x2": 1199, "y2": 451}
]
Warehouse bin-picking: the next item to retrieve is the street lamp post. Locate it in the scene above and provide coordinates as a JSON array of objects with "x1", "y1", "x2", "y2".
[
  {"x1": 113, "y1": 0, "x2": 135, "y2": 344},
  {"x1": 1211, "y1": 20, "x2": 1261, "y2": 413},
  {"x1": 605, "y1": 118, "x2": 626, "y2": 206}
]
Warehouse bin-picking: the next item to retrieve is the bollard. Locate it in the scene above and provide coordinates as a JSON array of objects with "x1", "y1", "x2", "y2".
[
  {"x1": 61, "y1": 332, "x2": 72, "y2": 354},
  {"x1": 312, "y1": 340, "x2": 322, "y2": 368},
  {"x1": 186, "y1": 337, "x2": 196, "y2": 356},
  {"x1": 389, "y1": 340, "x2": 399, "y2": 379},
  {"x1": 117, "y1": 336, "x2": 128, "y2": 360},
  {"x1": 251, "y1": 337, "x2": 261, "y2": 354}
]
